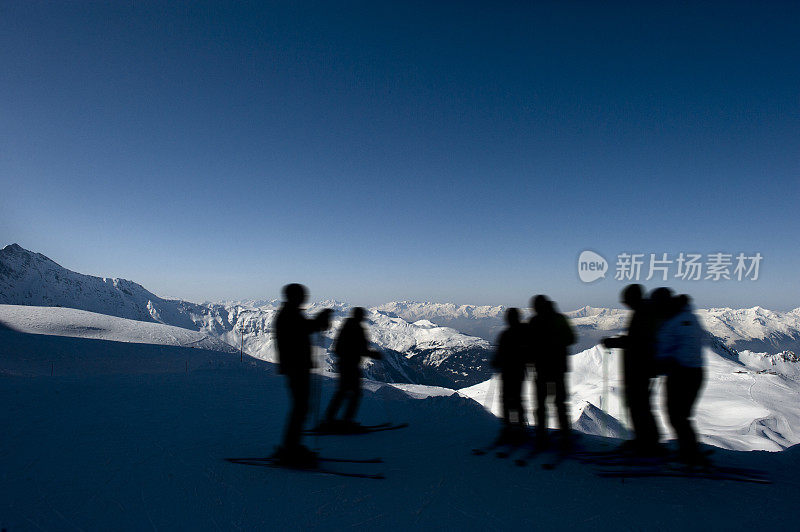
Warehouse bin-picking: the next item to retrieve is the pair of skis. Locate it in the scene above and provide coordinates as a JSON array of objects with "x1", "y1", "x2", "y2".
[
  {"x1": 225, "y1": 455, "x2": 385, "y2": 480},
  {"x1": 595, "y1": 463, "x2": 770, "y2": 484},
  {"x1": 574, "y1": 449, "x2": 770, "y2": 484},
  {"x1": 226, "y1": 421, "x2": 409, "y2": 479},
  {"x1": 473, "y1": 441, "x2": 770, "y2": 483}
]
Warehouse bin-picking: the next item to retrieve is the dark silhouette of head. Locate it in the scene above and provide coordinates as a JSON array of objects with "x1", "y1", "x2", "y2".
[
  {"x1": 505, "y1": 307, "x2": 521, "y2": 325},
  {"x1": 621, "y1": 284, "x2": 644, "y2": 309},
  {"x1": 282, "y1": 283, "x2": 307, "y2": 307},
  {"x1": 351, "y1": 306, "x2": 366, "y2": 322},
  {"x1": 531, "y1": 295, "x2": 552, "y2": 315},
  {"x1": 674, "y1": 294, "x2": 690, "y2": 312},
  {"x1": 650, "y1": 287, "x2": 674, "y2": 316}
]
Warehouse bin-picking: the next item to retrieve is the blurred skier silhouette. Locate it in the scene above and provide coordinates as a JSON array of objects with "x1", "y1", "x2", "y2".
[
  {"x1": 602, "y1": 284, "x2": 662, "y2": 455},
  {"x1": 529, "y1": 295, "x2": 576, "y2": 450},
  {"x1": 322, "y1": 307, "x2": 382, "y2": 431},
  {"x1": 273, "y1": 283, "x2": 331, "y2": 466},
  {"x1": 491, "y1": 308, "x2": 528, "y2": 443},
  {"x1": 652, "y1": 288, "x2": 707, "y2": 466}
]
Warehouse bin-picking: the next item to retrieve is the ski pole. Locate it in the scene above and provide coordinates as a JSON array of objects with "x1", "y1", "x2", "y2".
[
  {"x1": 602, "y1": 345, "x2": 609, "y2": 437},
  {"x1": 312, "y1": 332, "x2": 323, "y2": 448},
  {"x1": 376, "y1": 381, "x2": 394, "y2": 424}
]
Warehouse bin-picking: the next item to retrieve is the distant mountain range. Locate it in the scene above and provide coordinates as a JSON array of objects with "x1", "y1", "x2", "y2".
[
  {"x1": 2, "y1": 243, "x2": 799, "y2": 388},
  {"x1": 378, "y1": 298, "x2": 800, "y2": 357}
]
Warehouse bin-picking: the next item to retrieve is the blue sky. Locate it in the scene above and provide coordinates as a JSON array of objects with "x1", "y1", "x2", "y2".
[{"x1": 2, "y1": 1, "x2": 798, "y2": 310}]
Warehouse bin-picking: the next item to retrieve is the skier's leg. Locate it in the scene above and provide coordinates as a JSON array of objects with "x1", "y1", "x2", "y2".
[
  {"x1": 666, "y1": 369, "x2": 695, "y2": 462},
  {"x1": 507, "y1": 376, "x2": 523, "y2": 426},
  {"x1": 638, "y1": 378, "x2": 661, "y2": 450},
  {"x1": 627, "y1": 376, "x2": 648, "y2": 446},
  {"x1": 284, "y1": 373, "x2": 310, "y2": 449},
  {"x1": 343, "y1": 373, "x2": 361, "y2": 421},
  {"x1": 680, "y1": 367, "x2": 705, "y2": 462},
  {"x1": 554, "y1": 373, "x2": 571, "y2": 444},
  {"x1": 325, "y1": 385, "x2": 345, "y2": 421}
]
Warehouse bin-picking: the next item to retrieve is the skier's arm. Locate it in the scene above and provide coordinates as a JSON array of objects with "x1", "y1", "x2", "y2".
[
  {"x1": 310, "y1": 308, "x2": 332, "y2": 333},
  {"x1": 492, "y1": 332, "x2": 506, "y2": 369},
  {"x1": 655, "y1": 319, "x2": 680, "y2": 372},
  {"x1": 602, "y1": 335, "x2": 629, "y2": 349},
  {"x1": 561, "y1": 315, "x2": 576, "y2": 347}
]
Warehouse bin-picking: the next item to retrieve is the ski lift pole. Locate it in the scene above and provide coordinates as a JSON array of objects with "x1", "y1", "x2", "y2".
[
  {"x1": 602, "y1": 345, "x2": 609, "y2": 436},
  {"x1": 371, "y1": 349, "x2": 394, "y2": 424},
  {"x1": 312, "y1": 332, "x2": 324, "y2": 446},
  {"x1": 239, "y1": 320, "x2": 244, "y2": 363}
]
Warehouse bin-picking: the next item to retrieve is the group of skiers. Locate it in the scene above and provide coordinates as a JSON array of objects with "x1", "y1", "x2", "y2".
[
  {"x1": 609, "y1": 284, "x2": 707, "y2": 465},
  {"x1": 492, "y1": 284, "x2": 706, "y2": 465},
  {"x1": 492, "y1": 295, "x2": 576, "y2": 451},
  {"x1": 272, "y1": 282, "x2": 707, "y2": 468},
  {"x1": 272, "y1": 283, "x2": 379, "y2": 466}
]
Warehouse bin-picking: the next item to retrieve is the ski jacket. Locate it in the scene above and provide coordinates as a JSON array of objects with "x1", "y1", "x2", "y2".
[
  {"x1": 492, "y1": 323, "x2": 528, "y2": 379},
  {"x1": 274, "y1": 305, "x2": 328, "y2": 377},
  {"x1": 333, "y1": 318, "x2": 379, "y2": 373},
  {"x1": 529, "y1": 311, "x2": 576, "y2": 376},
  {"x1": 605, "y1": 301, "x2": 659, "y2": 378},
  {"x1": 656, "y1": 304, "x2": 705, "y2": 370}
]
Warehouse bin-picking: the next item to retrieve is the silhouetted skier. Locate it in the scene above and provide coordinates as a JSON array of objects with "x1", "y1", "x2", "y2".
[
  {"x1": 653, "y1": 289, "x2": 706, "y2": 466},
  {"x1": 273, "y1": 283, "x2": 331, "y2": 465},
  {"x1": 529, "y1": 295, "x2": 576, "y2": 450},
  {"x1": 323, "y1": 307, "x2": 382, "y2": 430},
  {"x1": 602, "y1": 284, "x2": 662, "y2": 455},
  {"x1": 491, "y1": 308, "x2": 528, "y2": 443}
]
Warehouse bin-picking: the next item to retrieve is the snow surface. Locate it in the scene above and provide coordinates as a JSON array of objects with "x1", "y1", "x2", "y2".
[
  {"x1": 0, "y1": 304, "x2": 237, "y2": 354},
  {"x1": 2, "y1": 326, "x2": 799, "y2": 529}
]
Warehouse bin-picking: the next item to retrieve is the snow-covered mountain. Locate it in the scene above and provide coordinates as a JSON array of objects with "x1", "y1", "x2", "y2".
[
  {"x1": 700, "y1": 306, "x2": 800, "y2": 355},
  {"x1": 3, "y1": 243, "x2": 799, "y2": 390},
  {"x1": 0, "y1": 243, "x2": 206, "y2": 329},
  {"x1": 378, "y1": 300, "x2": 800, "y2": 358},
  {"x1": 376, "y1": 301, "x2": 507, "y2": 341},
  {"x1": 199, "y1": 300, "x2": 493, "y2": 388},
  {"x1": 0, "y1": 244, "x2": 493, "y2": 388}
]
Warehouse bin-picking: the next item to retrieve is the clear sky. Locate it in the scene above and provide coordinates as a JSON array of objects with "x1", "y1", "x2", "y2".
[{"x1": 1, "y1": 1, "x2": 798, "y2": 310}]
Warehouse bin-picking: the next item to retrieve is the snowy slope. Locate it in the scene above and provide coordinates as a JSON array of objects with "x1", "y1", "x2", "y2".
[
  {"x1": 0, "y1": 304, "x2": 237, "y2": 354},
  {"x1": 1, "y1": 328, "x2": 798, "y2": 529}
]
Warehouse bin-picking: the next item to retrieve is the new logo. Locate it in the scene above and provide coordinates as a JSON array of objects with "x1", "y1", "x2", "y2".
[{"x1": 578, "y1": 250, "x2": 608, "y2": 283}]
